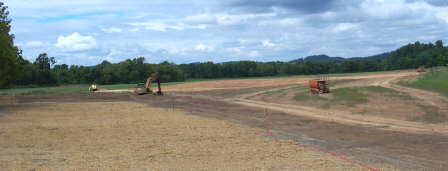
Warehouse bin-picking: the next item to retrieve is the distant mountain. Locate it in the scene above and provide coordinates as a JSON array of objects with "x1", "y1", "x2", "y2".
[
  {"x1": 291, "y1": 52, "x2": 391, "y2": 63},
  {"x1": 291, "y1": 54, "x2": 344, "y2": 62},
  {"x1": 306, "y1": 54, "x2": 344, "y2": 61}
]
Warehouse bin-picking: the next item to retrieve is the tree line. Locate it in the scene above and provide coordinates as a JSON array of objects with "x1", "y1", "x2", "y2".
[
  {"x1": 1, "y1": 2, "x2": 448, "y2": 88},
  {"x1": 180, "y1": 40, "x2": 448, "y2": 79},
  {"x1": 6, "y1": 39, "x2": 447, "y2": 88},
  {"x1": 11, "y1": 55, "x2": 185, "y2": 86}
]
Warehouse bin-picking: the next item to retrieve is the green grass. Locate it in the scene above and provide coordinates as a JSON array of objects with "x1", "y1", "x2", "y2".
[
  {"x1": 359, "y1": 86, "x2": 396, "y2": 93},
  {"x1": 412, "y1": 104, "x2": 447, "y2": 123},
  {"x1": 293, "y1": 87, "x2": 368, "y2": 108},
  {"x1": 330, "y1": 88, "x2": 368, "y2": 106},
  {"x1": 399, "y1": 69, "x2": 448, "y2": 97},
  {"x1": 293, "y1": 86, "x2": 413, "y2": 107},
  {"x1": 361, "y1": 86, "x2": 414, "y2": 100},
  {"x1": 0, "y1": 85, "x2": 90, "y2": 95},
  {"x1": 0, "y1": 82, "x2": 185, "y2": 95},
  {"x1": 293, "y1": 91, "x2": 328, "y2": 102}
]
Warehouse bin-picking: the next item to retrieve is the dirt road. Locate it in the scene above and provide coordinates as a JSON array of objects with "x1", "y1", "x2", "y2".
[
  {"x1": 229, "y1": 71, "x2": 448, "y2": 135},
  {"x1": 231, "y1": 98, "x2": 448, "y2": 134}
]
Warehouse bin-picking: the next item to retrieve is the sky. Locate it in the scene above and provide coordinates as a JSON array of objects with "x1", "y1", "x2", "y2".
[{"x1": 4, "y1": 0, "x2": 448, "y2": 65}]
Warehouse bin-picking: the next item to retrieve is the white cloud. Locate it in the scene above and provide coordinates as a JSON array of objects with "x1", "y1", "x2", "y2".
[
  {"x1": 258, "y1": 18, "x2": 302, "y2": 27},
  {"x1": 183, "y1": 13, "x2": 276, "y2": 27},
  {"x1": 332, "y1": 23, "x2": 359, "y2": 32},
  {"x1": 194, "y1": 43, "x2": 215, "y2": 52},
  {"x1": 248, "y1": 51, "x2": 260, "y2": 57},
  {"x1": 360, "y1": 0, "x2": 448, "y2": 21},
  {"x1": 128, "y1": 21, "x2": 207, "y2": 32},
  {"x1": 55, "y1": 32, "x2": 97, "y2": 51},
  {"x1": 262, "y1": 40, "x2": 276, "y2": 48},
  {"x1": 216, "y1": 13, "x2": 275, "y2": 26},
  {"x1": 101, "y1": 27, "x2": 123, "y2": 33}
]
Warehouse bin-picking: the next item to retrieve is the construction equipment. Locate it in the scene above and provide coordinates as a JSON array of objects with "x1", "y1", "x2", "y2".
[
  {"x1": 309, "y1": 76, "x2": 330, "y2": 94},
  {"x1": 417, "y1": 66, "x2": 427, "y2": 73},
  {"x1": 135, "y1": 73, "x2": 163, "y2": 95},
  {"x1": 89, "y1": 83, "x2": 98, "y2": 92}
]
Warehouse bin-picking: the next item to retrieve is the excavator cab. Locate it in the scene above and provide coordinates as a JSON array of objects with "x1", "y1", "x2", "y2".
[
  {"x1": 134, "y1": 83, "x2": 149, "y2": 95},
  {"x1": 89, "y1": 83, "x2": 98, "y2": 92}
]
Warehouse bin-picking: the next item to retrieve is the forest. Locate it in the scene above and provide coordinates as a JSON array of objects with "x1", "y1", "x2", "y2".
[
  {"x1": 3, "y1": 40, "x2": 446, "y2": 88},
  {"x1": 1, "y1": 2, "x2": 448, "y2": 88}
]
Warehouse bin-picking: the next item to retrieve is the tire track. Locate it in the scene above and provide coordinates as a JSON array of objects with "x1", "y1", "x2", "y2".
[{"x1": 228, "y1": 71, "x2": 448, "y2": 135}]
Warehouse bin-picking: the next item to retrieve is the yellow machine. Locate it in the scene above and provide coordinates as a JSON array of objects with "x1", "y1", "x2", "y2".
[
  {"x1": 89, "y1": 83, "x2": 98, "y2": 92},
  {"x1": 135, "y1": 73, "x2": 163, "y2": 95}
]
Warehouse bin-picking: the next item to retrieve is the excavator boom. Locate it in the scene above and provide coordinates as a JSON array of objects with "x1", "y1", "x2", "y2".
[{"x1": 134, "y1": 73, "x2": 163, "y2": 95}]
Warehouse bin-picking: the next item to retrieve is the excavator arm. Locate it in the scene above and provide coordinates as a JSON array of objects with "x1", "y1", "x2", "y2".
[
  {"x1": 145, "y1": 77, "x2": 155, "y2": 91},
  {"x1": 135, "y1": 73, "x2": 163, "y2": 95}
]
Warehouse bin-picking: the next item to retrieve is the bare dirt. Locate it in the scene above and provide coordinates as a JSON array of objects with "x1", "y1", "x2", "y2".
[
  {"x1": 2, "y1": 70, "x2": 448, "y2": 170},
  {"x1": 98, "y1": 70, "x2": 417, "y2": 93},
  {"x1": 0, "y1": 101, "x2": 370, "y2": 170},
  {"x1": 164, "y1": 71, "x2": 418, "y2": 92},
  {"x1": 135, "y1": 94, "x2": 448, "y2": 170},
  {"x1": 240, "y1": 71, "x2": 448, "y2": 134}
]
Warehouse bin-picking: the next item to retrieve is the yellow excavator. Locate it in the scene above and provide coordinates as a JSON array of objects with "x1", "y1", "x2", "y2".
[
  {"x1": 89, "y1": 83, "x2": 98, "y2": 92},
  {"x1": 135, "y1": 73, "x2": 163, "y2": 95}
]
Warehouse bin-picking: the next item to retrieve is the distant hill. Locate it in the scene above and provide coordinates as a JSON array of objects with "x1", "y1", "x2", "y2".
[
  {"x1": 291, "y1": 54, "x2": 343, "y2": 62},
  {"x1": 305, "y1": 54, "x2": 344, "y2": 61},
  {"x1": 291, "y1": 52, "x2": 391, "y2": 63}
]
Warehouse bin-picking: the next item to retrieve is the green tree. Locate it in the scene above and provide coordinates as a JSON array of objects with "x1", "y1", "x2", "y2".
[
  {"x1": 34, "y1": 53, "x2": 55, "y2": 70},
  {"x1": 33, "y1": 53, "x2": 57, "y2": 85},
  {"x1": 0, "y1": 3, "x2": 23, "y2": 88},
  {"x1": 435, "y1": 40, "x2": 443, "y2": 48}
]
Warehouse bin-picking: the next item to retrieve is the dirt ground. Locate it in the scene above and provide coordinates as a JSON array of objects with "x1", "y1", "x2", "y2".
[
  {"x1": 236, "y1": 72, "x2": 448, "y2": 134},
  {"x1": 165, "y1": 71, "x2": 417, "y2": 92},
  {"x1": 136, "y1": 94, "x2": 448, "y2": 171},
  {"x1": 250, "y1": 79, "x2": 430, "y2": 122},
  {"x1": 0, "y1": 101, "x2": 378, "y2": 170},
  {"x1": 1, "y1": 70, "x2": 448, "y2": 170},
  {"x1": 98, "y1": 71, "x2": 416, "y2": 93}
]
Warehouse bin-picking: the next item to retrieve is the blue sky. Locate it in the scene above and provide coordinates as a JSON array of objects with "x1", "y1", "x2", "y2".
[{"x1": 4, "y1": 0, "x2": 448, "y2": 65}]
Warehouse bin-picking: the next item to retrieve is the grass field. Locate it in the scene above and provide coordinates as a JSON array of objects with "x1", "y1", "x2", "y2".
[
  {"x1": 294, "y1": 86, "x2": 412, "y2": 106},
  {"x1": 413, "y1": 104, "x2": 447, "y2": 123},
  {"x1": 0, "y1": 82, "x2": 183, "y2": 95},
  {"x1": 0, "y1": 85, "x2": 90, "y2": 95},
  {"x1": 400, "y1": 69, "x2": 448, "y2": 97}
]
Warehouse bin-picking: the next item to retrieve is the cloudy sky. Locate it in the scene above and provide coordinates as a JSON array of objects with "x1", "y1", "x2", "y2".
[{"x1": 4, "y1": 0, "x2": 448, "y2": 65}]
